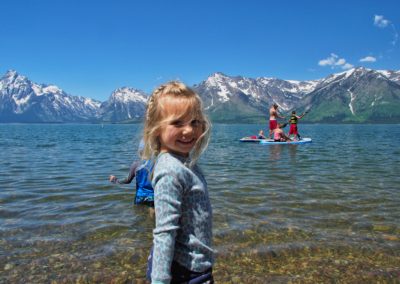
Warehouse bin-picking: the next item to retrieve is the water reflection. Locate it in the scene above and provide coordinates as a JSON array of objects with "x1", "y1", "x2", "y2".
[
  {"x1": 288, "y1": 145, "x2": 298, "y2": 162},
  {"x1": 268, "y1": 145, "x2": 283, "y2": 161},
  {"x1": 267, "y1": 144, "x2": 299, "y2": 162}
]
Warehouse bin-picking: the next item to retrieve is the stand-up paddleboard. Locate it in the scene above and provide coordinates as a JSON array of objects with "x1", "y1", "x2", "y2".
[
  {"x1": 239, "y1": 137, "x2": 268, "y2": 143},
  {"x1": 259, "y1": 138, "x2": 312, "y2": 145}
]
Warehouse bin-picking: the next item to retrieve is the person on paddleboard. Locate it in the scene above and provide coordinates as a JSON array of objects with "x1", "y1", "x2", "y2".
[
  {"x1": 269, "y1": 103, "x2": 286, "y2": 139},
  {"x1": 273, "y1": 123, "x2": 291, "y2": 142},
  {"x1": 288, "y1": 110, "x2": 308, "y2": 141},
  {"x1": 258, "y1": 129, "x2": 266, "y2": 139}
]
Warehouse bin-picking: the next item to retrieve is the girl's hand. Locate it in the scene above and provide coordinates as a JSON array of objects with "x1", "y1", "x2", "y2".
[{"x1": 109, "y1": 175, "x2": 117, "y2": 183}]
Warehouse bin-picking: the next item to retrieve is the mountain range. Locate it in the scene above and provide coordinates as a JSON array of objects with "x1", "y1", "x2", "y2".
[{"x1": 1, "y1": 68, "x2": 399, "y2": 123}]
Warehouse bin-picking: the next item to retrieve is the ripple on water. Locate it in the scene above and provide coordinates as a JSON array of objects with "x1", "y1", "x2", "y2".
[{"x1": 1, "y1": 124, "x2": 400, "y2": 282}]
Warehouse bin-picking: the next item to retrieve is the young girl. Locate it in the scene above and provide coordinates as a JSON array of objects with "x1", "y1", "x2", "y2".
[
  {"x1": 257, "y1": 129, "x2": 266, "y2": 139},
  {"x1": 142, "y1": 81, "x2": 214, "y2": 283}
]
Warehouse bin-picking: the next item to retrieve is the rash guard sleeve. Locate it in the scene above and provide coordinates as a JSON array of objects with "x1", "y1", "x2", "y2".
[{"x1": 151, "y1": 167, "x2": 183, "y2": 283}]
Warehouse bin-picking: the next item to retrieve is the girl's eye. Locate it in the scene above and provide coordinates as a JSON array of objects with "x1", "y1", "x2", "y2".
[
  {"x1": 191, "y1": 120, "x2": 203, "y2": 127},
  {"x1": 171, "y1": 120, "x2": 184, "y2": 127},
  {"x1": 169, "y1": 119, "x2": 203, "y2": 127}
]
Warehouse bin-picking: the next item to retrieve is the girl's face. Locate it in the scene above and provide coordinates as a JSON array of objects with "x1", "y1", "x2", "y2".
[{"x1": 158, "y1": 104, "x2": 204, "y2": 157}]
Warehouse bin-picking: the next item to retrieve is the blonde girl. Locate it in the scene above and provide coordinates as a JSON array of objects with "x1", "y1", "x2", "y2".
[{"x1": 143, "y1": 81, "x2": 214, "y2": 283}]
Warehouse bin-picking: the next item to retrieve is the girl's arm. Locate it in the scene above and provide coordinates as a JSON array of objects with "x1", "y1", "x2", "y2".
[
  {"x1": 151, "y1": 170, "x2": 183, "y2": 283},
  {"x1": 110, "y1": 161, "x2": 140, "y2": 184}
]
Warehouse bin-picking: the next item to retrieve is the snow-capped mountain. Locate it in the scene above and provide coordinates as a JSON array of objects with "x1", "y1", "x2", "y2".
[
  {"x1": 98, "y1": 87, "x2": 148, "y2": 122},
  {"x1": 1, "y1": 67, "x2": 399, "y2": 123},
  {"x1": 192, "y1": 67, "x2": 400, "y2": 122},
  {"x1": 0, "y1": 70, "x2": 101, "y2": 122},
  {"x1": 0, "y1": 71, "x2": 148, "y2": 123},
  {"x1": 193, "y1": 72, "x2": 320, "y2": 122},
  {"x1": 298, "y1": 67, "x2": 400, "y2": 122}
]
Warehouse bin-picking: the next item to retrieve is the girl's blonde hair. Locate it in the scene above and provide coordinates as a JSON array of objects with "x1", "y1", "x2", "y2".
[{"x1": 141, "y1": 81, "x2": 211, "y2": 166}]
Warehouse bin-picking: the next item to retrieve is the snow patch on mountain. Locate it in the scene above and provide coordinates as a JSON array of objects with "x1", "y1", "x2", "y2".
[
  {"x1": 348, "y1": 88, "x2": 355, "y2": 115},
  {"x1": 205, "y1": 73, "x2": 231, "y2": 102},
  {"x1": 43, "y1": 85, "x2": 63, "y2": 94},
  {"x1": 377, "y1": 70, "x2": 391, "y2": 78},
  {"x1": 315, "y1": 69, "x2": 360, "y2": 93},
  {"x1": 286, "y1": 80, "x2": 320, "y2": 94},
  {"x1": 14, "y1": 94, "x2": 31, "y2": 107},
  {"x1": 85, "y1": 98, "x2": 101, "y2": 108},
  {"x1": 377, "y1": 70, "x2": 400, "y2": 85},
  {"x1": 110, "y1": 87, "x2": 148, "y2": 104}
]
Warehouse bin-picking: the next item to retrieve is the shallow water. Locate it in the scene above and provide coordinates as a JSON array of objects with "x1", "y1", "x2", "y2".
[{"x1": 1, "y1": 123, "x2": 399, "y2": 283}]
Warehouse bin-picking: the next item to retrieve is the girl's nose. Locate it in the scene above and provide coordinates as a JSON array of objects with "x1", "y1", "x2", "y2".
[{"x1": 182, "y1": 124, "x2": 193, "y2": 135}]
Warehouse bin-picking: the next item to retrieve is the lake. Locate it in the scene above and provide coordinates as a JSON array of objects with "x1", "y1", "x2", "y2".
[{"x1": 1, "y1": 123, "x2": 399, "y2": 283}]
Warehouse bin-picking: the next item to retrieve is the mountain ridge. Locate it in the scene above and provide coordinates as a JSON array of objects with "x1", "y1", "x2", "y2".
[{"x1": 1, "y1": 67, "x2": 399, "y2": 123}]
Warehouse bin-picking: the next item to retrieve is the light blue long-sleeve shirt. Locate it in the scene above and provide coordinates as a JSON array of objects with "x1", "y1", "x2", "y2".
[{"x1": 151, "y1": 152, "x2": 213, "y2": 284}]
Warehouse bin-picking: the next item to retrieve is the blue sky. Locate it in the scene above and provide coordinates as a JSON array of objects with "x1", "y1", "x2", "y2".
[{"x1": 1, "y1": 0, "x2": 399, "y2": 101}]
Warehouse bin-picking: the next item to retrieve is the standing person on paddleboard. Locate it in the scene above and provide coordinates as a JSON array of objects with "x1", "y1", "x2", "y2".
[
  {"x1": 288, "y1": 110, "x2": 308, "y2": 141},
  {"x1": 269, "y1": 103, "x2": 286, "y2": 139}
]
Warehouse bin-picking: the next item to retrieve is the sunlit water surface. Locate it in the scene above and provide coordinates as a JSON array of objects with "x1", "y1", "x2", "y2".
[{"x1": 1, "y1": 124, "x2": 399, "y2": 283}]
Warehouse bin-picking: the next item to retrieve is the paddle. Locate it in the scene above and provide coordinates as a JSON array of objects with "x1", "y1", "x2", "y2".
[
  {"x1": 284, "y1": 108, "x2": 310, "y2": 123},
  {"x1": 302, "y1": 108, "x2": 311, "y2": 117}
]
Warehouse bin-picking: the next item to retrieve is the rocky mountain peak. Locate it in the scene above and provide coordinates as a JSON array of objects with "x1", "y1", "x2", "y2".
[
  {"x1": 109, "y1": 87, "x2": 147, "y2": 104},
  {"x1": 1, "y1": 70, "x2": 28, "y2": 86},
  {"x1": 205, "y1": 72, "x2": 230, "y2": 87},
  {"x1": 4, "y1": 70, "x2": 20, "y2": 79}
]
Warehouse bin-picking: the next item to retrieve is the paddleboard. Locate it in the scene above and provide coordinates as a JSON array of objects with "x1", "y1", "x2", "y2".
[
  {"x1": 239, "y1": 137, "x2": 268, "y2": 143},
  {"x1": 259, "y1": 138, "x2": 312, "y2": 145}
]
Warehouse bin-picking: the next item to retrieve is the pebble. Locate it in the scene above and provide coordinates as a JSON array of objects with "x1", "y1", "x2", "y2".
[{"x1": 4, "y1": 263, "x2": 14, "y2": 270}]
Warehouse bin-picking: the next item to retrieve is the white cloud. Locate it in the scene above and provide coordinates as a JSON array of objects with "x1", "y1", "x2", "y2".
[
  {"x1": 318, "y1": 53, "x2": 353, "y2": 70},
  {"x1": 318, "y1": 53, "x2": 338, "y2": 66},
  {"x1": 374, "y1": 15, "x2": 390, "y2": 28},
  {"x1": 335, "y1": 58, "x2": 346, "y2": 66},
  {"x1": 318, "y1": 58, "x2": 334, "y2": 66},
  {"x1": 360, "y1": 56, "x2": 377, "y2": 62},
  {"x1": 341, "y1": 63, "x2": 354, "y2": 70}
]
